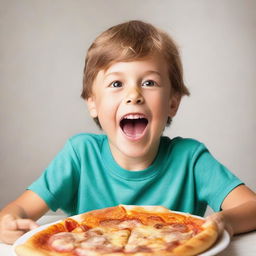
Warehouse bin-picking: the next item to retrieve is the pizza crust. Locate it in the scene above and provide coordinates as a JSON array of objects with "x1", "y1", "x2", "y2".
[
  {"x1": 172, "y1": 220, "x2": 218, "y2": 256},
  {"x1": 15, "y1": 244, "x2": 72, "y2": 256},
  {"x1": 121, "y1": 205, "x2": 172, "y2": 213},
  {"x1": 15, "y1": 222, "x2": 72, "y2": 256}
]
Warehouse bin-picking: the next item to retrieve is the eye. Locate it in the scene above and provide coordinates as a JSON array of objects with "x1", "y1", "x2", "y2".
[
  {"x1": 110, "y1": 81, "x2": 122, "y2": 88},
  {"x1": 142, "y1": 80, "x2": 157, "y2": 87}
]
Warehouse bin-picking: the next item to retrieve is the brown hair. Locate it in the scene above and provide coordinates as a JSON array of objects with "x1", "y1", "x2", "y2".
[{"x1": 81, "y1": 20, "x2": 190, "y2": 126}]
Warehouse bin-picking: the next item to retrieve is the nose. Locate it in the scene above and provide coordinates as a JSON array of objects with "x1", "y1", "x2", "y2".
[{"x1": 125, "y1": 87, "x2": 144, "y2": 104}]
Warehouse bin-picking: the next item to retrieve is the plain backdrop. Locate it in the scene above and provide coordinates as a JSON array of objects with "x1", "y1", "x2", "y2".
[{"x1": 0, "y1": 0, "x2": 255, "y2": 213}]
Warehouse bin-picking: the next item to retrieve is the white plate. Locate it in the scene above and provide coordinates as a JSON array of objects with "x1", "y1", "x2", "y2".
[{"x1": 13, "y1": 219, "x2": 230, "y2": 256}]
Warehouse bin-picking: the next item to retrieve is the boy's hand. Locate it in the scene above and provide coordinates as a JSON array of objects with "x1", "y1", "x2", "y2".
[
  {"x1": 206, "y1": 212, "x2": 234, "y2": 237},
  {"x1": 0, "y1": 214, "x2": 39, "y2": 244}
]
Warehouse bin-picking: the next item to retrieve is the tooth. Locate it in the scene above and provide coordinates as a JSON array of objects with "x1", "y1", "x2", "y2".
[{"x1": 124, "y1": 114, "x2": 145, "y2": 120}]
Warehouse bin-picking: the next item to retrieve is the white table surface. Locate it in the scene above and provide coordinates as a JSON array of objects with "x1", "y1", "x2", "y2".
[{"x1": 1, "y1": 215, "x2": 255, "y2": 256}]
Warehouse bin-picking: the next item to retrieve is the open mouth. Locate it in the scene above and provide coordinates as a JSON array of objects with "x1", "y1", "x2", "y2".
[{"x1": 120, "y1": 114, "x2": 148, "y2": 139}]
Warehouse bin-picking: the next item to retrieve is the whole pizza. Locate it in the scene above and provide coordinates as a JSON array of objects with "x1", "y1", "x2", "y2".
[{"x1": 15, "y1": 205, "x2": 218, "y2": 256}]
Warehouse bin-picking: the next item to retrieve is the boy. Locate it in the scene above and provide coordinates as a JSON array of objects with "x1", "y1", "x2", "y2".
[{"x1": 0, "y1": 20, "x2": 255, "y2": 245}]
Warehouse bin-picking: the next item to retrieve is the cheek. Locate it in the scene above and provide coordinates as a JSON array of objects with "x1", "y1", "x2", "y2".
[
  {"x1": 149, "y1": 93, "x2": 170, "y2": 117},
  {"x1": 95, "y1": 98, "x2": 118, "y2": 125}
]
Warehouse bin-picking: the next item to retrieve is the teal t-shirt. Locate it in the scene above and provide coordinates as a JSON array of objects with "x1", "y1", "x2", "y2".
[{"x1": 28, "y1": 133, "x2": 243, "y2": 217}]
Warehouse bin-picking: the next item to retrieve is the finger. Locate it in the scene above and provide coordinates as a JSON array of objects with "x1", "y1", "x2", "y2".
[
  {"x1": 206, "y1": 214, "x2": 224, "y2": 235},
  {"x1": 2, "y1": 214, "x2": 18, "y2": 230},
  {"x1": 15, "y1": 219, "x2": 39, "y2": 231},
  {"x1": 1, "y1": 230, "x2": 26, "y2": 245},
  {"x1": 2, "y1": 215, "x2": 39, "y2": 231}
]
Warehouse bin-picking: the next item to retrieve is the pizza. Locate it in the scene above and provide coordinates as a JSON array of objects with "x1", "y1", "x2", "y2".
[{"x1": 15, "y1": 205, "x2": 219, "y2": 256}]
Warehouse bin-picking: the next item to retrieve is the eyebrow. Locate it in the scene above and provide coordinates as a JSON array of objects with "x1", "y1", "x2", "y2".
[
  {"x1": 143, "y1": 70, "x2": 162, "y2": 77},
  {"x1": 104, "y1": 70, "x2": 162, "y2": 78},
  {"x1": 104, "y1": 72, "x2": 123, "y2": 78}
]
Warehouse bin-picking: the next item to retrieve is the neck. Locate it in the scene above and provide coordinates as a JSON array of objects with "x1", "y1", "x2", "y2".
[{"x1": 109, "y1": 140, "x2": 160, "y2": 171}]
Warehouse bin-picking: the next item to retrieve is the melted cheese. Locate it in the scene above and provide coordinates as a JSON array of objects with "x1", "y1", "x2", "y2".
[{"x1": 125, "y1": 224, "x2": 193, "y2": 253}]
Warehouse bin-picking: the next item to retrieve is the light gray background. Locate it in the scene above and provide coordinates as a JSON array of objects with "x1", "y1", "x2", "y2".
[{"x1": 1, "y1": 0, "x2": 255, "y2": 212}]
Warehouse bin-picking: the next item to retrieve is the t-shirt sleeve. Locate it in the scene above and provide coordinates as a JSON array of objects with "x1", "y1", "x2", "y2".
[
  {"x1": 192, "y1": 143, "x2": 244, "y2": 212},
  {"x1": 27, "y1": 140, "x2": 80, "y2": 214}
]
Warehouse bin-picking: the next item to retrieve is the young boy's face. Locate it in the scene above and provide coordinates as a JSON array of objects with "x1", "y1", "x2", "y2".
[{"x1": 87, "y1": 54, "x2": 180, "y2": 169}]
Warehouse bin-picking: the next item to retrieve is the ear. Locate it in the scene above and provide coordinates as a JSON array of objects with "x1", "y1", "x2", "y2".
[
  {"x1": 86, "y1": 96, "x2": 98, "y2": 118},
  {"x1": 169, "y1": 94, "x2": 181, "y2": 118}
]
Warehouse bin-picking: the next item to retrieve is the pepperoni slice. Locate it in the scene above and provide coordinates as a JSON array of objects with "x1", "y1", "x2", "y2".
[
  {"x1": 166, "y1": 240, "x2": 180, "y2": 251},
  {"x1": 48, "y1": 232, "x2": 75, "y2": 252},
  {"x1": 170, "y1": 223, "x2": 188, "y2": 232},
  {"x1": 64, "y1": 218, "x2": 80, "y2": 232},
  {"x1": 99, "y1": 218, "x2": 142, "y2": 229}
]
